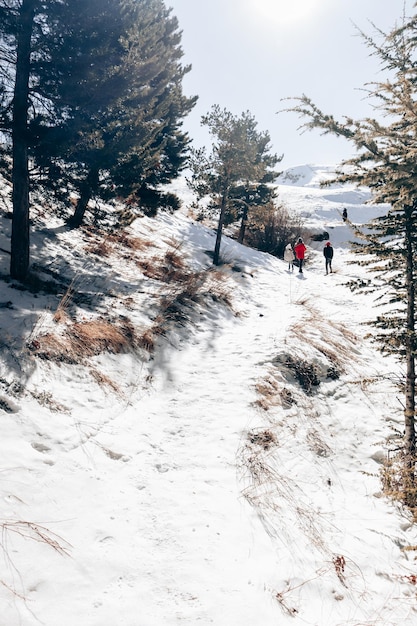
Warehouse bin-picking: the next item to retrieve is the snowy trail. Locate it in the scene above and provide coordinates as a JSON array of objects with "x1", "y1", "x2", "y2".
[
  {"x1": 3, "y1": 178, "x2": 417, "y2": 626},
  {"x1": 76, "y1": 251, "x2": 414, "y2": 626},
  {"x1": 101, "y1": 256, "x2": 295, "y2": 625}
]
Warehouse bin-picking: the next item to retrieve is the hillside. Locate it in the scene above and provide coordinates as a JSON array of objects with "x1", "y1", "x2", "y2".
[{"x1": 1, "y1": 166, "x2": 416, "y2": 626}]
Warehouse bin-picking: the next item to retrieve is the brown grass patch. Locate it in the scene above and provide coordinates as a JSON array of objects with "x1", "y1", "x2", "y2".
[
  {"x1": 67, "y1": 319, "x2": 135, "y2": 355},
  {"x1": 254, "y1": 374, "x2": 281, "y2": 411},
  {"x1": 89, "y1": 368, "x2": 120, "y2": 393},
  {"x1": 28, "y1": 317, "x2": 137, "y2": 363},
  {"x1": 83, "y1": 229, "x2": 154, "y2": 258}
]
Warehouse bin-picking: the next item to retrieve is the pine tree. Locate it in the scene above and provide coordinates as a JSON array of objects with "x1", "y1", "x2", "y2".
[
  {"x1": 0, "y1": 0, "x2": 123, "y2": 277},
  {"x1": 285, "y1": 12, "x2": 417, "y2": 500},
  {"x1": 188, "y1": 106, "x2": 280, "y2": 265},
  {"x1": 0, "y1": 0, "x2": 196, "y2": 278},
  {"x1": 34, "y1": 0, "x2": 196, "y2": 227}
]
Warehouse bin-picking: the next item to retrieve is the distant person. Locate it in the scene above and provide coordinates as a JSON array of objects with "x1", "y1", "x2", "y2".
[
  {"x1": 324, "y1": 241, "x2": 334, "y2": 274},
  {"x1": 294, "y1": 238, "x2": 307, "y2": 273},
  {"x1": 342, "y1": 208, "x2": 348, "y2": 222},
  {"x1": 284, "y1": 243, "x2": 295, "y2": 271}
]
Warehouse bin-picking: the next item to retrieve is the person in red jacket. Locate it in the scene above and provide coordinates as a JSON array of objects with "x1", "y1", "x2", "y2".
[{"x1": 294, "y1": 238, "x2": 307, "y2": 273}]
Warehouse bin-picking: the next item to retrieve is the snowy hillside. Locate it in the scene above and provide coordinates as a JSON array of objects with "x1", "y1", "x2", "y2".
[
  {"x1": 1, "y1": 167, "x2": 416, "y2": 626},
  {"x1": 276, "y1": 164, "x2": 389, "y2": 248}
]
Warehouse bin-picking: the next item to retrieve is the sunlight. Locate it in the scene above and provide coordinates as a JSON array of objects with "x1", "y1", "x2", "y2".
[{"x1": 243, "y1": 0, "x2": 325, "y2": 26}]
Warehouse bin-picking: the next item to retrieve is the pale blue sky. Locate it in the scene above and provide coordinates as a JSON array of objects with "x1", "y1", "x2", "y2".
[{"x1": 168, "y1": 0, "x2": 412, "y2": 169}]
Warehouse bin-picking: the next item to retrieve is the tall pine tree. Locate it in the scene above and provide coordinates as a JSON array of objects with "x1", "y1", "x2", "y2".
[
  {"x1": 286, "y1": 10, "x2": 417, "y2": 502},
  {"x1": 0, "y1": 0, "x2": 196, "y2": 278},
  {"x1": 33, "y1": 0, "x2": 196, "y2": 227}
]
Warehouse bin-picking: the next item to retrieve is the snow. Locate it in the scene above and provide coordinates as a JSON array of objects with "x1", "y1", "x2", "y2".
[{"x1": 1, "y1": 165, "x2": 417, "y2": 625}]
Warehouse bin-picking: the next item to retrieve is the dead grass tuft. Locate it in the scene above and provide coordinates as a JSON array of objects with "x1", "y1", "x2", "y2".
[
  {"x1": 1, "y1": 520, "x2": 71, "y2": 556},
  {"x1": 83, "y1": 228, "x2": 154, "y2": 259},
  {"x1": 28, "y1": 317, "x2": 137, "y2": 363},
  {"x1": 254, "y1": 374, "x2": 281, "y2": 411},
  {"x1": 89, "y1": 368, "x2": 120, "y2": 393},
  {"x1": 67, "y1": 318, "x2": 135, "y2": 355},
  {"x1": 291, "y1": 298, "x2": 358, "y2": 375},
  {"x1": 30, "y1": 390, "x2": 70, "y2": 413},
  {"x1": 247, "y1": 429, "x2": 277, "y2": 450},
  {"x1": 137, "y1": 322, "x2": 166, "y2": 353},
  {"x1": 84, "y1": 239, "x2": 112, "y2": 257}
]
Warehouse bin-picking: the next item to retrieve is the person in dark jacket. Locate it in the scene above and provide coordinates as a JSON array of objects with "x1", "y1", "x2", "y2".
[
  {"x1": 294, "y1": 238, "x2": 307, "y2": 273},
  {"x1": 323, "y1": 241, "x2": 334, "y2": 274}
]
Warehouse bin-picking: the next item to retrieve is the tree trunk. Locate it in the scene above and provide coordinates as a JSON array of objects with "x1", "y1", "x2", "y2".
[
  {"x1": 213, "y1": 189, "x2": 228, "y2": 266},
  {"x1": 238, "y1": 204, "x2": 248, "y2": 244},
  {"x1": 10, "y1": 0, "x2": 35, "y2": 281},
  {"x1": 237, "y1": 187, "x2": 251, "y2": 244},
  {"x1": 68, "y1": 168, "x2": 99, "y2": 228},
  {"x1": 404, "y1": 207, "x2": 416, "y2": 499}
]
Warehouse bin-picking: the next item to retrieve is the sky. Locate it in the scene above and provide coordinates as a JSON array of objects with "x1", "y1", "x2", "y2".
[
  {"x1": 168, "y1": 0, "x2": 414, "y2": 168},
  {"x1": 2, "y1": 167, "x2": 417, "y2": 624}
]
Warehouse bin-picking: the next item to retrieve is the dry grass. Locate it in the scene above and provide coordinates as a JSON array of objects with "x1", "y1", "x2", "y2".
[
  {"x1": 89, "y1": 368, "x2": 121, "y2": 393},
  {"x1": 1, "y1": 520, "x2": 71, "y2": 556},
  {"x1": 247, "y1": 428, "x2": 277, "y2": 450},
  {"x1": 83, "y1": 228, "x2": 154, "y2": 259},
  {"x1": 291, "y1": 298, "x2": 358, "y2": 375},
  {"x1": 135, "y1": 264, "x2": 234, "y2": 354},
  {"x1": 253, "y1": 373, "x2": 282, "y2": 411},
  {"x1": 0, "y1": 520, "x2": 71, "y2": 604},
  {"x1": 28, "y1": 317, "x2": 137, "y2": 363},
  {"x1": 30, "y1": 390, "x2": 70, "y2": 413}
]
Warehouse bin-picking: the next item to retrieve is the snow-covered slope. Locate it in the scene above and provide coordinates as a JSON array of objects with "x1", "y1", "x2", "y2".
[
  {"x1": 0, "y1": 168, "x2": 416, "y2": 626},
  {"x1": 276, "y1": 164, "x2": 388, "y2": 248}
]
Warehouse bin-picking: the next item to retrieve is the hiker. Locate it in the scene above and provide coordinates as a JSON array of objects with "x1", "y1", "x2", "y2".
[
  {"x1": 294, "y1": 238, "x2": 307, "y2": 273},
  {"x1": 342, "y1": 208, "x2": 348, "y2": 222},
  {"x1": 284, "y1": 243, "x2": 295, "y2": 271},
  {"x1": 323, "y1": 241, "x2": 334, "y2": 274}
]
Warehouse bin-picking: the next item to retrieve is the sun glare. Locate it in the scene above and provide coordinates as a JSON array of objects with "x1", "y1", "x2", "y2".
[{"x1": 243, "y1": 0, "x2": 325, "y2": 27}]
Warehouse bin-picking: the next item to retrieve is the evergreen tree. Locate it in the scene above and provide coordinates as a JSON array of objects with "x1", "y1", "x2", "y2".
[
  {"x1": 188, "y1": 106, "x2": 280, "y2": 265},
  {"x1": 34, "y1": 0, "x2": 196, "y2": 227},
  {"x1": 0, "y1": 0, "x2": 195, "y2": 279},
  {"x1": 0, "y1": 0, "x2": 124, "y2": 277},
  {"x1": 286, "y1": 11, "x2": 417, "y2": 500}
]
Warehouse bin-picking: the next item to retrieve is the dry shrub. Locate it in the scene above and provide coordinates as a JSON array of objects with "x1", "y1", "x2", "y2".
[
  {"x1": 53, "y1": 279, "x2": 77, "y2": 323},
  {"x1": 28, "y1": 333, "x2": 77, "y2": 364},
  {"x1": 382, "y1": 450, "x2": 417, "y2": 517},
  {"x1": 1, "y1": 520, "x2": 71, "y2": 566},
  {"x1": 0, "y1": 520, "x2": 71, "y2": 602},
  {"x1": 280, "y1": 387, "x2": 294, "y2": 407},
  {"x1": 137, "y1": 252, "x2": 189, "y2": 284},
  {"x1": 332, "y1": 555, "x2": 347, "y2": 587}
]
